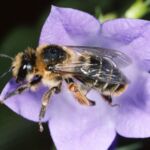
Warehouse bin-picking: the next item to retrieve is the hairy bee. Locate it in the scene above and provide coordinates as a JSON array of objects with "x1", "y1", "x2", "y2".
[{"x1": 0, "y1": 45, "x2": 131, "y2": 132}]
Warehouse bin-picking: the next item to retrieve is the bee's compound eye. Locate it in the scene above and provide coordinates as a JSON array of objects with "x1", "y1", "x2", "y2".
[
  {"x1": 23, "y1": 64, "x2": 27, "y2": 70},
  {"x1": 23, "y1": 64, "x2": 32, "y2": 71},
  {"x1": 26, "y1": 64, "x2": 32, "y2": 70}
]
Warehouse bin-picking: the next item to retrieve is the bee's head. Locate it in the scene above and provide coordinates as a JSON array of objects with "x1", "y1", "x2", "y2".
[{"x1": 12, "y1": 48, "x2": 36, "y2": 83}]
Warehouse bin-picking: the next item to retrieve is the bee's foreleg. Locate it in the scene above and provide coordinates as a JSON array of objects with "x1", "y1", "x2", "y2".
[
  {"x1": 0, "y1": 76, "x2": 42, "y2": 104},
  {"x1": 65, "y1": 78, "x2": 95, "y2": 106},
  {"x1": 38, "y1": 84, "x2": 61, "y2": 132}
]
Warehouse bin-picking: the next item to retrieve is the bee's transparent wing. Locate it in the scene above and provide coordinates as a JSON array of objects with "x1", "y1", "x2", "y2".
[
  {"x1": 55, "y1": 62, "x2": 128, "y2": 84},
  {"x1": 64, "y1": 45, "x2": 131, "y2": 68}
]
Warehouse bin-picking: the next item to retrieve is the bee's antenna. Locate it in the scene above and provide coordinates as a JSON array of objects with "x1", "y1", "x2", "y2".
[
  {"x1": 0, "y1": 67, "x2": 14, "y2": 79},
  {"x1": 0, "y1": 54, "x2": 14, "y2": 79},
  {"x1": 0, "y1": 54, "x2": 14, "y2": 61}
]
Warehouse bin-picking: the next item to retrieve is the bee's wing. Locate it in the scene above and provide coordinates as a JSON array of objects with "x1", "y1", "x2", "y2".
[
  {"x1": 64, "y1": 45, "x2": 131, "y2": 68},
  {"x1": 55, "y1": 63, "x2": 128, "y2": 84}
]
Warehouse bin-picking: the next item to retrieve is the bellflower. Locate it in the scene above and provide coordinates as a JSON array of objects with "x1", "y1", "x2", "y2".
[{"x1": 1, "y1": 6, "x2": 150, "y2": 150}]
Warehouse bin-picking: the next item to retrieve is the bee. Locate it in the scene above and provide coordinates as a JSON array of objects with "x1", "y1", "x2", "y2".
[{"x1": 0, "y1": 45, "x2": 131, "y2": 132}]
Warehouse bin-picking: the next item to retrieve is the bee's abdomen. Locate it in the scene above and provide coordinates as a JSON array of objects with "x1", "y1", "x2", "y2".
[{"x1": 75, "y1": 55, "x2": 128, "y2": 95}]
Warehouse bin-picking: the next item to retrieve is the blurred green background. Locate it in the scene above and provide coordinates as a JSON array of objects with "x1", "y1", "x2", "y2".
[{"x1": 0, "y1": 0, "x2": 150, "y2": 150}]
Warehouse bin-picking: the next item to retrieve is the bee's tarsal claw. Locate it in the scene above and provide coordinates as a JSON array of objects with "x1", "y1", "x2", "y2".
[{"x1": 110, "y1": 103, "x2": 120, "y2": 107}]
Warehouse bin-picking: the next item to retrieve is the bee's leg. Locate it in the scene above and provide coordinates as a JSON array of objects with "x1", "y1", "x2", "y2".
[
  {"x1": 0, "y1": 76, "x2": 42, "y2": 104},
  {"x1": 101, "y1": 94, "x2": 119, "y2": 107},
  {"x1": 39, "y1": 84, "x2": 61, "y2": 132},
  {"x1": 0, "y1": 84, "x2": 30, "y2": 104},
  {"x1": 79, "y1": 84, "x2": 91, "y2": 96},
  {"x1": 65, "y1": 78, "x2": 95, "y2": 106},
  {"x1": 101, "y1": 94, "x2": 112, "y2": 104}
]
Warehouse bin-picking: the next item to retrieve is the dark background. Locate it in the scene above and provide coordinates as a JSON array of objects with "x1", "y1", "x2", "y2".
[{"x1": 0, "y1": 0, "x2": 150, "y2": 150}]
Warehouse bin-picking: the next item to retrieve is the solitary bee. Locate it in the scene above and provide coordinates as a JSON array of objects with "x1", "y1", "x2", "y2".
[{"x1": 0, "y1": 45, "x2": 131, "y2": 132}]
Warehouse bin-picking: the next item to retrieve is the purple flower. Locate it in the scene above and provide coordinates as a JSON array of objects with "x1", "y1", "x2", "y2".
[{"x1": 1, "y1": 5, "x2": 150, "y2": 150}]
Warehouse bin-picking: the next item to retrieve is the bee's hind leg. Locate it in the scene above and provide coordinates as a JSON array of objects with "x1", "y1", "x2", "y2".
[
  {"x1": 65, "y1": 78, "x2": 95, "y2": 106},
  {"x1": 38, "y1": 84, "x2": 61, "y2": 132},
  {"x1": 101, "y1": 94, "x2": 119, "y2": 107}
]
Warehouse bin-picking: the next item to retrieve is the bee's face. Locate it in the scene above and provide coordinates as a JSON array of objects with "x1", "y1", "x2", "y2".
[{"x1": 12, "y1": 49, "x2": 36, "y2": 83}]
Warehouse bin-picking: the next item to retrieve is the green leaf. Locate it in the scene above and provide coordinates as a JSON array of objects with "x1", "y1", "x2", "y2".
[
  {"x1": 125, "y1": 0, "x2": 149, "y2": 18},
  {"x1": 117, "y1": 143, "x2": 142, "y2": 150}
]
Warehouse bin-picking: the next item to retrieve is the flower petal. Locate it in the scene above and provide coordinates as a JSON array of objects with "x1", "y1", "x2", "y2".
[
  {"x1": 39, "y1": 6, "x2": 150, "y2": 145},
  {"x1": 48, "y1": 83, "x2": 116, "y2": 150},
  {"x1": 97, "y1": 18, "x2": 150, "y2": 137},
  {"x1": 0, "y1": 79, "x2": 50, "y2": 122},
  {"x1": 2, "y1": 5, "x2": 150, "y2": 148},
  {"x1": 39, "y1": 6, "x2": 101, "y2": 46},
  {"x1": 112, "y1": 73, "x2": 150, "y2": 138},
  {"x1": 0, "y1": 79, "x2": 116, "y2": 150},
  {"x1": 39, "y1": 6, "x2": 117, "y2": 149},
  {"x1": 100, "y1": 18, "x2": 150, "y2": 72}
]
